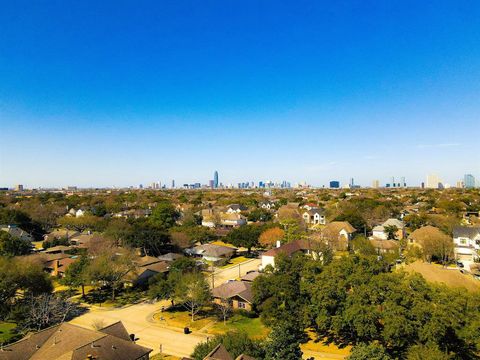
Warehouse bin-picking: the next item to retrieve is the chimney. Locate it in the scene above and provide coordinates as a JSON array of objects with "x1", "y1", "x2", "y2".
[
  {"x1": 276, "y1": 240, "x2": 281, "y2": 248},
  {"x1": 54, "y1": 260, "x2": 60, "y2": 276}
]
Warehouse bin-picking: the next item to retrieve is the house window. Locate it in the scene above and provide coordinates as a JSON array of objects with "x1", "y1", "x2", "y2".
[
  {"x1": 238, "y1": 301, "x2": 246, "y2": 309},
  {"x1": 460, "y1": 239, "x2": 467, "y2": 245}
]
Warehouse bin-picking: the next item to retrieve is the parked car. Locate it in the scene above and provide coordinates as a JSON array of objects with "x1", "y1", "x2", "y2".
[{"x1": 456, "y1": 261, "x2": 464, "y2": 268}]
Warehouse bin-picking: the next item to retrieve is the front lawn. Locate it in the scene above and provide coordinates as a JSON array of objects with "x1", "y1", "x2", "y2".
[
  {"x1": 153, "y1": 306, "x2": 216, "y2": 331},
  {"x1": 208, "y1": 314, "x2": 270, "y2": 339},
  {"x1": 219, "y1": 256, "x2": 249, "y2": 269},
  {"x1": 0, "y1": 322, "x2": 18, "y2": 343}
]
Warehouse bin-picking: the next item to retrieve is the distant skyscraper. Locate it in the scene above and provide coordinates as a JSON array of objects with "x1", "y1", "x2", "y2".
[
  {"x1": 171, "y1": 179, "x2": 175, "y2": 189},
  {"x1": 372, "y1": 180, "x2": 380, "y2": 188},
  {"x1": 15, "y1": 184, "x2": 24, "y2": 191},
  {"x1": 464, "y1": 174, "x2": 476, "y2": 189},
  {"x1": 329, "y1": 181, "x2": 340, "y2": 189},
  {"x1": 426, "y1": 174, "x2": 442, "y2": 189},
  {"x1": 349, "y1": 178, "x2": 355, "y2": 188},
  {"x1": 214, "y1": 171, "x2": 219, "y2": 188},
  {"x1": 401, "y1": 177, "x2": 406, "y2": 188},
  {"x1": 209, "y1": 180, "x2": 214, "y2": 188}
]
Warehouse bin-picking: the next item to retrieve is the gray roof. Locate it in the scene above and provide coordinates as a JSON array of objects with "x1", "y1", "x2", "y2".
[{"x1": 453, "y1": 226, "x2": 480, "y2": 238}]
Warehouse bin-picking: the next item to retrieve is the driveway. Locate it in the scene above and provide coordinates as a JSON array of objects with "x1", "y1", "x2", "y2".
[
  {"x1": 70, "y1": 301, "x2": 207, "y2": 358},
  {"x1": 209, "y1": 258, "x2": 261, "y2": 287}
]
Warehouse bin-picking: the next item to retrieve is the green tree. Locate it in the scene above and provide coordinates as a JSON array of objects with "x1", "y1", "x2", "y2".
[
  {"x1": 174, "y1": 272, "x2": 210, "y2": 321},
  {"x1": 347, "y1": 343, "x2": 392, "y2": 360},
  {"x1": 0, "y1": 231, "x2": 32, "y2": 256},
  {"x1": 406, "y1": 344, "x2": 450, "y2": 360},
  {"x1": 383, "y1": 225, "x2": 399, "y2": 240},
  {"x1": 226, "y1": 224, "x2": 262, "y2": 253},
  {"x1": 150, "y1": 202, "x2": 179, "y2": 229},
  {"x1": 264, "y1": 321, "x2": 303, "y2": 360},
  {"x1": 62, "y1": 255, "x2": 90, "y2": 297},
  {"x1": 191, "y1": 331, "x2": 265, "y2": 360}
]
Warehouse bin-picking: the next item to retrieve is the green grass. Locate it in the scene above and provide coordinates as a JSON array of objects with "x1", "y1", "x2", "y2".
[
  {"x1": 208, "y1": 314, "x2": 270, "y2": 339},
  {"x1": 0, "y1": 322, "x2": 17, "y2": 343},
  {"x1": 153, "y1": 307, "x2": 216, "y2": 331},
  {"x1": 219, "y1": 256, "x2": 249, "y2": 269}
]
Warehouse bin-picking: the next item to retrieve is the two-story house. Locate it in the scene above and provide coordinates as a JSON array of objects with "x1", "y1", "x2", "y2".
[{"x1": 453, "y1": 226, "x2": 480, "y2": 261}]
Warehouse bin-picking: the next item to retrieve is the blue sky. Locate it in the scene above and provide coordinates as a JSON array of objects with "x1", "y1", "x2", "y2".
[{"x1": 1, "y1": 1, "x2": 479, "y2": 188}]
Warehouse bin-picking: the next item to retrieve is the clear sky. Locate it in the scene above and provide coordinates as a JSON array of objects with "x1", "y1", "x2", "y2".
[{"x1": 1, "y1": 1, "x2": 479, "y2": 188}]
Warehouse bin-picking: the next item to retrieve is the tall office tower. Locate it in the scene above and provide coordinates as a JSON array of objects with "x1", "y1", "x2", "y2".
[
  {"x1": 372, "y1": 180, "x2": 380, "y2": 188},
  {"x1": 464, "y1": 174, "x2": 476, "y2": 189},
  {"x1": 426, "y1": 174, "x2": 442, "y2": 189},
  {"x1": 171, "y1": 180, "x2": 175, "y2": 189},
  {"x1": 15, "y1": 184, "x2": 24, "y2": 191},
  {"x1": 330, "y1": 181, "x2": 340, "y2": 189},
  {"x1": 208, "y1": 180, "x2": 214, "y2": 188},
  {"x1": 214, "y1": 171, "x2": 219, "y2": 188}
]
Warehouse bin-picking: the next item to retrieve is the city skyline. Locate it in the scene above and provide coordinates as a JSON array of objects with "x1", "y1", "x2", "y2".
[{"x1": 1, "y1": 2, "x2": 480, "y2": 186}]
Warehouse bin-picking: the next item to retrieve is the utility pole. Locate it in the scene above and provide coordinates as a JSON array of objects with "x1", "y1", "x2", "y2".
[{"x1": 238, "y1": 263, "x2": 241, "y2": 278}]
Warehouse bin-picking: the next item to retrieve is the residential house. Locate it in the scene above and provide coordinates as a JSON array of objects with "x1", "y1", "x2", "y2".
[
  {"x1": 157, "y1": 252, "x2": 183, "y2": 262},
  {"x1": 0, "y1": 321, "x2": 152, "y2": 360},
  {"x1": 302, "y1": 203, "x2": 318, "y2": 211},
  {"x1": 0, "y1": 224, "x2": 33, "y2": 242},
  {"x1": 453, "y1": 226, "x2": 480, "y2": 261},
  {"x1": 194, "y1": 343, "x2": 255, "y2": 360},
  {"x1": 260, "y1": 239, "x2": 310, "y2": 270},
  {"x1": 220, "y1": 213, "x2": 247, "y2": 227},
  {"x1": 134, "y1": 261, "x2": 169, "y2": 286},
  {"x1": 317, "y1": 221, "x2": 356, "y2": 251},
  {"x1": 372, "y1": 218, "x2": 406, "y2": 240},
  {"x1": 212, "y1": 281, "x2": 254, "y2": 311},
  {"x1": 70, "y1": 233, "x2": 105, "y2": 250},
  {"x1": 43, "y1": 228, "x2": 80, "y2": 242},
  {"x1": 75, "y1": 209, "x2": 86, "y2": 217},
  {"x1": 226, "y1": 204, "x2": 247, "y2": 214},
  {"x1": 259, "y1": 201, "x2": 275, "y2": 210},
  {"x1": 302, "y1": 208, "x2": 326, "y2": 225},
  {"x1": 240, "y1": 270, "x2": 261, "y2": 282},
  {"x1": 187, "y1": 244, "x2": 237, "y2": 262},
  {"x1": 408, "y1": 225, "x2": 445, "y2": 248},
  {"x1": 44, "y1": 256, "x2": 78, "y2": 277},
  {"x1": 369, "y1": 238, "x2": 399, "y2": 254},
  {"x1": 43, "y1": 245, "x2": 73, "y2": 254}
]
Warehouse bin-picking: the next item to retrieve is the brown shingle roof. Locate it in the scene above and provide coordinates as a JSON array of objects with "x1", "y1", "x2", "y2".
[
  {"x1": 0, "y1": 322, "x2": 151, "y2": 360},
  {"x1": 99, "y1": 321, "x2": 131, "y2": 341},
  {"x1": 204, "y1": 344, "x2": 234, "y2": 360},
  {"x1": 212, "y1": 281, "x2": 253, "y2": 303}
]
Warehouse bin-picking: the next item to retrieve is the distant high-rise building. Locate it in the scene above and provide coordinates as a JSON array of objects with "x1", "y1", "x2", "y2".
[
  {"x1": 349, "y1": 178, "x2": 355, "y2": 188},
  {"x1": 464, "y1": 174, "x2": 476, "y2": 189},
  {"x1": 15, "y1": 184, "x2": 24, "y2": 191},
  {"x1": 171, "y1": 180, "x2": 175, "y2": 189},
  {"x1": 426, "y1": 174, "x2": 442, "y2": 189},
  {"x1": 401, "y1": 177, "x2": 406, "y2": 188},
  {"x1": 214, "y1": 171, "x2": 219, "y2": 188},
  {"x1": 372, "y1": 180, "x2": 380, "y2": 188},
  {"x1": 456, "y1": 180, "x2": 464, "y2": 188},
  {"x1": 329, "y1": 181, "x2": 340, "y2": 189},
  {"x1": 209, "y1": 180, "x2": 214, "y2": 188}
]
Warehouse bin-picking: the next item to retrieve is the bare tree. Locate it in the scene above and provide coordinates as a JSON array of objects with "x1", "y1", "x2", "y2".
[
  {"x1": 24, "y1": 294, "x2": 80, "y2": 331},
  {"x1": 215, "y1": 296, "x2": 232, "y2": 325}
]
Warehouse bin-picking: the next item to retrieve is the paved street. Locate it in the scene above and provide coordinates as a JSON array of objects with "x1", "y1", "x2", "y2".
[
  {"x1": 69, "y1": 258, "x2": 260, "y2": 358},
  {"x1": 70, "y1": 301, "x2": 207, "y2": 358},
  {"x1": 209, "y1": 258, "x2": 261, "y2": 287}
]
